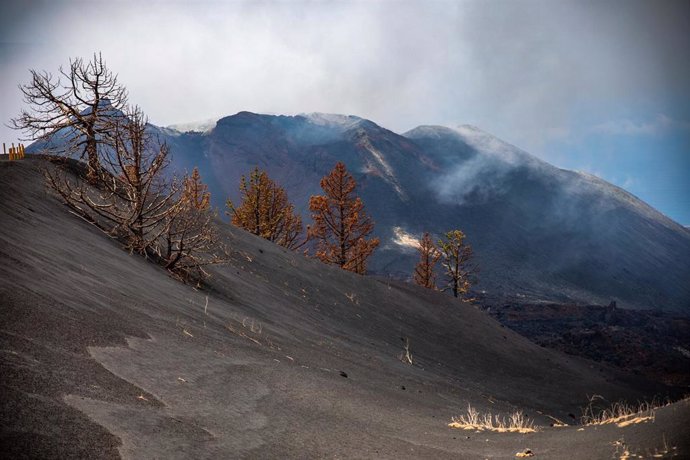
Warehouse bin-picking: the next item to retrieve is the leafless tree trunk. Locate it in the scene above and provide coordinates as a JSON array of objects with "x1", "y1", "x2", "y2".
[{"x1": 11, "y1": 53, "x2": 127, "y2": 181}]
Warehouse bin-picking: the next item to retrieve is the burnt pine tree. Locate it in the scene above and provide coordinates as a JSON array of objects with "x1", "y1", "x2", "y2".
[
  {"x1": 308, "y1": 162, "x2": 379, "y2": 274},
  {"x1": 45, "y1": 105, "x2": 173, "y2": 253},
  {"x1": 227, "y1": 167, "x2": 304, "y2": 250},
  {"x1": 12, "y1": 53, "x2": 128, "y2": 181},
  {"x1": 414, "y1": 232, "x2": 441, "y2": 289},
  {"x1": 183, "y1": 167, "x2": 211, "y2": 210},
  {"x1": 160, "y1": 168, "x2": 226, "y2": 281},
  {"x1": 438, "y1": 230, "x2": 477, "y2": 298}
]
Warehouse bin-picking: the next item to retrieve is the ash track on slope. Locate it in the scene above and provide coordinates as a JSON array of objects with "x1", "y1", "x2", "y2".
[{"x1": 1, "y1": 159, "x2": 688, "y2": 459}]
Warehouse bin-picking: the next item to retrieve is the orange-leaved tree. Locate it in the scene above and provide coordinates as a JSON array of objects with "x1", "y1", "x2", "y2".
[
  {"x1": 227, "y1": 167, "x2": 304, "y2": 249},
  {"x1": 183, "y1": 167, "x2": 211, "y2": 210},
  {"x1": 308, "y1": 162, "x2": 379, "y2": 274},
  {"x1": 438, "y1": 229, "x2": 477, "y2": 298},
  {"x1": 414, "y1": 232, "x2": 441, "y2": 289}
]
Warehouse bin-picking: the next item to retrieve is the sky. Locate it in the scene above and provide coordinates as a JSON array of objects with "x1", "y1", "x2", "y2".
[{"x1": 1, "y1": 0, "x2": 689, "y2": 224}]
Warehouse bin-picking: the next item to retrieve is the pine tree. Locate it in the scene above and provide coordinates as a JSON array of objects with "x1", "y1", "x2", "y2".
[
  {"x1": 413, "y1": 232, "x2": 441, "y2": 289},
  {"x1": 308, "y1": 162, "x2": 379, "y2": 274},
  {"x1": 227, "y1": 167, "x2": 304, "y2": 250},
  {"x1": 183, "y1": 167, "x2": 210, "y2": 210},
  {"x1": 438, "y1": 229, "x2": 476, "y2": 298}
]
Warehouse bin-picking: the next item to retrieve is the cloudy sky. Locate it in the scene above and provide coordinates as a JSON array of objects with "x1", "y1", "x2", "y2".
[{"x1": 1, "y1": 0, "x2": 689, "y2": 223}]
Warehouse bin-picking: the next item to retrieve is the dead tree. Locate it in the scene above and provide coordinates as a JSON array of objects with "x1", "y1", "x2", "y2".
[
  {"x1": 413, "y1": 232, "x2": 441, "y2": 289},
  {"x1": 45, "y1": 105, "x2": 174, "y2": 253},
  {"x1": 159, "y1": 178, "x2": 227, "y2": 281},
  {"x1": 308, "y1": 162, "x2": 379, "y2": 274},
  {"x1": 438, "y1": 230, "x2": 478, "y2": 299},
  {"x1": 44, "y1": 104, "x2": 226, "y2": 282},
  {"x1": 12, "y1": 53, "x2": 127, "y2": 181}
]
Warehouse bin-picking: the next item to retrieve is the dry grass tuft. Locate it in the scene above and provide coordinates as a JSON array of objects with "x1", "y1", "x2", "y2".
[
  {"x1": 581, "y1": 395, "x2": 664, "y2": 427},
  {"x1": 611, "y1": 433, "x2": 679, "y2": 459},
  {"x1": 225, "y1": 315, "x2": 281, "y2": 350},
  {"x1": 449, "y1": 404, "x2": 538, "y2": 433}
]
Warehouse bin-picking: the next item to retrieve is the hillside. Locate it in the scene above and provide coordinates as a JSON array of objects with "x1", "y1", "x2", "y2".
[
  {"x1": 1, "y1": 158, "x2": 688, "y2": 458},
  {"x1": 26, "y1": 111, "x2": 690, "y2": 313},
  {"x1": 150, "y1": 112, "x2": 689, "y2": 313}
]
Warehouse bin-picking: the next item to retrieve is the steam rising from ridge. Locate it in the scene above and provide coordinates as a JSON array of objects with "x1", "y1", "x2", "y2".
[{"x1": 433, "y1": 126, "x2": 548, "y2": 205}]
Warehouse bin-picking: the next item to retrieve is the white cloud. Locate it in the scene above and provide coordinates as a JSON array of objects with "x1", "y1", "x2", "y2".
[{"x1": 1, "y1": 0, "x2": 689, "y2": 158}]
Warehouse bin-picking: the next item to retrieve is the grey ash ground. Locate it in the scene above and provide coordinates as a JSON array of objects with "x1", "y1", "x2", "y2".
[{"x1": 1, "y1": 159, "x2": 689, "y2": 458}]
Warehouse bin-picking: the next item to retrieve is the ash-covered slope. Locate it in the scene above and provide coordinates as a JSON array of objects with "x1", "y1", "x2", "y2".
[
  {"x1": 152, "y1": 112, "x2": 690, "y2": 313},
  {"x1": 2, "y1": 159, "x2": 687, "y2": 459}
]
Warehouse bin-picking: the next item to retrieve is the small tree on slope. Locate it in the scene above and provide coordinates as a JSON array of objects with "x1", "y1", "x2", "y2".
[
  {"x1": 226, "y1": 167, "x2": 304, "y2": 250},
  {"x1": 414, "y1": 232, "x2": 441, "y2": 289},
  {"x1": 183, "y1": 167, "x2": 211, "y2": 211},
  {"x1": 159, "y1": 168, "x2": 226, "y2": 280},
  {"x1": 308, "y1": 162, "x2": 379, "y2": 274},
  {"x1": 438, "y1": 229, "x2": 477, "y2": 299}
]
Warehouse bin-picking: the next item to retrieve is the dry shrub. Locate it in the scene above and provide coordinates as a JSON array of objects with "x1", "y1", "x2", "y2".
[
  {"x1": 449, "y1": 404, "x2": 538, "y2": 433},
  {"x1": 580, "y1": 395, "x2": 667, "y2": 427}
]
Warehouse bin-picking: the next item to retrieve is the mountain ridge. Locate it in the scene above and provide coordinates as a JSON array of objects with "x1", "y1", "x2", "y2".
[{"x1": 28, "y1": 111, "x2": 690, "y2": 314}]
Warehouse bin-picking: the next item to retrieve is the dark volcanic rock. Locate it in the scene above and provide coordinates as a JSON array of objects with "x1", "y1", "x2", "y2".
[{"x1": 482, "y1": 302, "x2": 690, "y2": 387}]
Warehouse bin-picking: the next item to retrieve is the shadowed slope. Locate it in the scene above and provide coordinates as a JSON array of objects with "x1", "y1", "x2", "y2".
[{"x1": 1, "y1": 159, "x2": 687, "y2": 458}]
